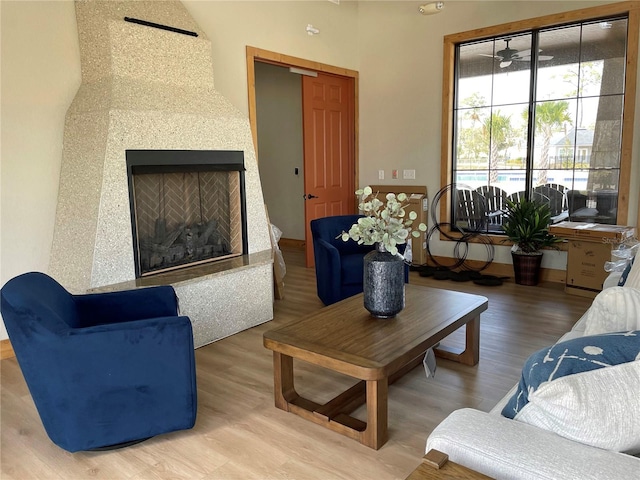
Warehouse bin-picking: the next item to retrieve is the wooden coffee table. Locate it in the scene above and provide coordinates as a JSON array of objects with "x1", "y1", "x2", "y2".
[{"x1": 263, "y1": 284, "x2": 488, "y2": 449}]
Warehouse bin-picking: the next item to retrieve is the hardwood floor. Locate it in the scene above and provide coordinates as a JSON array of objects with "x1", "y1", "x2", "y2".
[{"x1": 0, "y1": 248, "x2": 592, "y2": 479}]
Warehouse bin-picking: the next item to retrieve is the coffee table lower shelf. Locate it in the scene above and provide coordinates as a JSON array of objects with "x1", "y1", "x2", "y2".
[{"x1": 273, "y1": 351, "x2": 432, "y2": 449}]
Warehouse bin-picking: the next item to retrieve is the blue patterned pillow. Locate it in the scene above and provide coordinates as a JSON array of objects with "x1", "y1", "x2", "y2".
[
  {"x1": 618, "y1": 256, "x2": 635, "y2": 286},
  {"x1": 503, "y1": 331, "x2": 640, "y2": 419}
]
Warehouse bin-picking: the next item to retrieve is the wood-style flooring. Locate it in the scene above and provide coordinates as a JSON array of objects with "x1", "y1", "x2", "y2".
[{"x1": 0, "y1": 247, "x2": 592, "y2": 479}]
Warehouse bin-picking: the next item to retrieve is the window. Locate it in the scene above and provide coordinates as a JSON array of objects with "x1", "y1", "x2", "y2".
[{"x1": 441, "y1": 3, "x2": 638, "y2": 236}]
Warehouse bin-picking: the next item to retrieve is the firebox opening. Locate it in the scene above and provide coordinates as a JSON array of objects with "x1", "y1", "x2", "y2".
[{"x1": 126, "y1": 150, "x2": 247, "y2": 278}]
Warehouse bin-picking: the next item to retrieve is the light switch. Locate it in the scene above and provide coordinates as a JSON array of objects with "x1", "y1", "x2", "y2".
[{"x1": 403, "y1": 169, "x2": 416, "y2": 180}]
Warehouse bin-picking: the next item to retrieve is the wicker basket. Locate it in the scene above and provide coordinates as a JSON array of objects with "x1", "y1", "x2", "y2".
[{"x1": 511, "y1": 251, "x2": 543, "y2": 286}]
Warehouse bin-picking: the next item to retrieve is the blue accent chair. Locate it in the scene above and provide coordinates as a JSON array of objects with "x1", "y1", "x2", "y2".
[
  {"x1": 0, "y1": 272, "x2": 197, "y2": 452},
  {"x1": 310, "y1": 215, "x2": 409, "y2": 306}
]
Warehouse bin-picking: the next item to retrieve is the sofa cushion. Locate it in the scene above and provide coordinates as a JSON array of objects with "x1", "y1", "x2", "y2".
[
  {"x1": 582, "y1": 286, "x2": 640, "y2": 336},
  {"x1": 501, "y1": 331, "x2": 640, "y2": 454}
]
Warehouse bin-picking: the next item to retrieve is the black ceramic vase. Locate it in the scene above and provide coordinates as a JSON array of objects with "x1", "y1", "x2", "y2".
[{"x1": 363, "y1": 243, "x2": 405, "y2": 318}]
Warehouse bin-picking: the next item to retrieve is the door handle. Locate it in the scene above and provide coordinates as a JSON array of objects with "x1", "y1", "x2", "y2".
[{"x1": 304, "y1": 193, "x2": 319, "y2": 200}]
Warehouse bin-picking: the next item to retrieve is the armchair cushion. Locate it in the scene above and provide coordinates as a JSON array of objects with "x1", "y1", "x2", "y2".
[
  {"x1": 341, "y1": 253, "x2": 367, "y2": 285},
  {"x1": 74, "y1": 286, "x2": 180, "y2": 327}
]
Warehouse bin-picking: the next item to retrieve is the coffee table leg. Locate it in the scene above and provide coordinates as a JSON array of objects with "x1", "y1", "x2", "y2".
[
  {"x1": 459, "y1": 315, "x2": 480, "y2": 366},
  {"x1": 434, "y1": 315, "x2": 480, "y2": 366},
  {"x1": 362, "y1": 378, "x2": 388, "y2": 449},
  {"x1": 273, "y1": 352, "x2": 297, "y2": 410}
]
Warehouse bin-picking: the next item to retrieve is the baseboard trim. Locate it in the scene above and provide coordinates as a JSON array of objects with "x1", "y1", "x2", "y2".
[
  {"x1": 279, "y1": 238, "x2": 305, "y2": 249},
  {"x1": 1, "y1": 339, "x2": 15, "y2": 360},
  {"x1": 424, "y1": 256, "x2": 566, "y2": 284}
]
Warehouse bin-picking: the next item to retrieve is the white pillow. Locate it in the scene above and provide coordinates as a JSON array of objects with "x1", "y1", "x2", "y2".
[
  {"x1": 515, "y1": 360, "x2": 640, "y2": 454},
  {"x1": 583, "y1": 286, "x2": 640, "y2": 336}
]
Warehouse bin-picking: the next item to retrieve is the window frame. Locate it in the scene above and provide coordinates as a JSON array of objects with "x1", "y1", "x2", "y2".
[{"x1": 440, "y1": 1, "x2": 639, "y2": 242}]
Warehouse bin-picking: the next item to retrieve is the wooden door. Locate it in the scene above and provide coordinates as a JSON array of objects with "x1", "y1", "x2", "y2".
[{"x1": 302, "y1": 72, "x2": 356, "y2": 267}]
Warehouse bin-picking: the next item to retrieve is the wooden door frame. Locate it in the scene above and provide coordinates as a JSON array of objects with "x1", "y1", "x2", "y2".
[{"x1": 245, "y1": 46, "x2": 360, "y2": 216}]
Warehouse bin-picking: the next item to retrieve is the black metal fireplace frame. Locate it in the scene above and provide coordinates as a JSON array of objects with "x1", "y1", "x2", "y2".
[{"x1": 125, "y1": 149, "x2": 248, "y2": 278}]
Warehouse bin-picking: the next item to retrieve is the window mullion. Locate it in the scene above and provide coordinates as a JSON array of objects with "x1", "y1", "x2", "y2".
[{"x1": 524, "y1": 31, "x2": 540, "y2": 199}]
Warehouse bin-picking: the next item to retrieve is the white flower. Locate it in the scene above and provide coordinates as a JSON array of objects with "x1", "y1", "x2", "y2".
[{"x1": 339, "y1": 186, "x2": 428, "y2": 256}]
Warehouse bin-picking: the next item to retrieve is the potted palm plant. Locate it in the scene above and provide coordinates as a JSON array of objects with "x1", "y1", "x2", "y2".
[{"x1": 502, "y1": 198, "x2": 562, "y2": 285}]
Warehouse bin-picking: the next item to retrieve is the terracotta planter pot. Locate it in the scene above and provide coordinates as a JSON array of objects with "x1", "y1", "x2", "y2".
[{"x1": 511, "y1": 251, "x2": 543, "y2": 286}]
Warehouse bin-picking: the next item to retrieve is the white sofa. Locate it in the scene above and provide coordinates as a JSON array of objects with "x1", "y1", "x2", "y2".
[{"x1": 426, "y1": 272, "x2": 640, "y2": 480}]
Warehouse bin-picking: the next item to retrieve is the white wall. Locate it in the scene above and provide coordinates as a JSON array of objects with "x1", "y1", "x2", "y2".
[
  {"x1": 1, "y1": 1, "x2": 81, "y2": 339},
  {"x1": 255, "y1": 62, "x2": 305, "y2": 240},
  {"x1": 182, "y1": 0, "x2": 360, "y2": 115},
  {"x1": 1, "y1": 0, "x2": 638, "y2": 341}
]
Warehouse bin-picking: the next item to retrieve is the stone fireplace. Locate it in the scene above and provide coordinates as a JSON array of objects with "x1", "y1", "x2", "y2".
[{"x1": 49, "y1": 0, "x2": 274, "y2": 347}]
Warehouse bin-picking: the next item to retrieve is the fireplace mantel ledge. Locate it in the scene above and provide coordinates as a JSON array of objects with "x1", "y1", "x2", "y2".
[{"x1": 88, "y1": 249, "x2": 273, "y2": 293}]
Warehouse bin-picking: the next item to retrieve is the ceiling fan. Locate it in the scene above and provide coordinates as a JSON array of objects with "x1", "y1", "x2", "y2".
[{"x1": 480, "y1": 39, "x2": 553, "y2": 68}]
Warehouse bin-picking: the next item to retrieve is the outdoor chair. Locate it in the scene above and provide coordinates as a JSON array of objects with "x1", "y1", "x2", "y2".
[
  {"x1": 475, "y1": 185, "x2": 508, "y2": 229},
  {"x1": 456, "y1": 189, "x2": 488, "y2": 232},
  {"x1": 567, "y1": 189, "x2": 597, "y2": 222},
  {"x1": 533, "y1": 185, "x2": 569, "y2": 223}
]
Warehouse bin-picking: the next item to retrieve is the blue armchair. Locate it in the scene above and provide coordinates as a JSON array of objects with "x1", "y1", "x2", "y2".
[
  {"x1": 0, "y1": 272, "x2": 197, "y2": 452},
  {"x1": 310, "y1": 215, "x2": 408, "y2": 306}
]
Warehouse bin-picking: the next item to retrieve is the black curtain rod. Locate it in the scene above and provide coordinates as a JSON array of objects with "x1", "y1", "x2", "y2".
[{"x1": 124, "y1": 17, "x2": 198, "y2": 37}]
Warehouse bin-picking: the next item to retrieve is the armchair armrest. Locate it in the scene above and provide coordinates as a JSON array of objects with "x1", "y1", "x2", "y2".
[
  {"x1": 314, "y1": 238, "x2": 343, "y2": 305},
  {"x1": 427, "y1": 409, "x2": 640, "y2": 480},
  {"x1": 75, "y1": 285, "x2": 179, "y2": 327},
  {"x1": 29, "y1": 315, "x2": 197, "y2": 450}
]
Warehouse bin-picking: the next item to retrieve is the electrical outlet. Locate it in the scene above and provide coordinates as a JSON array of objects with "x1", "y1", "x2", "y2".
[
  {"x1": 378, "y1": 169, "x2": 384, "y2": 180},
  {"x1": 392, "y1": 169, "x2": 398, "y2": 179},
  {"x1": 403, "y1": 169, "x2": 416, "y2": 180}
]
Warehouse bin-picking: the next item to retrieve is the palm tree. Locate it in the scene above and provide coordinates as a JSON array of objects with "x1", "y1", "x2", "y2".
[
  {"x1": 483, "y1": 111, "x2": 515, "y2": 184},
  {"x1": 533, "y1": 101, "x2": 572, "y2": 185},
  {"x1": 457, "y1": 94, "x2": 489, "y2": 169}
]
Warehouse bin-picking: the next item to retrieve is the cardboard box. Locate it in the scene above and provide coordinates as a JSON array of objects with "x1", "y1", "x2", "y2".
[
  {"x1": 549, "y1": 221, "x2": 635, "y2": 243},
  {"x1": 550, "y1": 222, "x2": 636, "y2": 297},
  {"x1": 565, "y1": 239, "x2": 613, "y2": 293},
  {"x1": 368, "y1": 185, "x2": 428, "y2": 266}
]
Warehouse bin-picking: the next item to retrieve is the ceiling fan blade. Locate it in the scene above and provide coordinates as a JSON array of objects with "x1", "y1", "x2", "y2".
[
  {"x1": 479, "y1": 53, "x2": 502, "y2": 59},
  {"x1": 514, "y1": 54, "x2": 554, "y2": 62}
]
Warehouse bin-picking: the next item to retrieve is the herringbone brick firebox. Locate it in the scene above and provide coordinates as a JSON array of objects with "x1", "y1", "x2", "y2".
[{"x1": 127, "y1": 150, "x2": 246, "y2": 277}]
